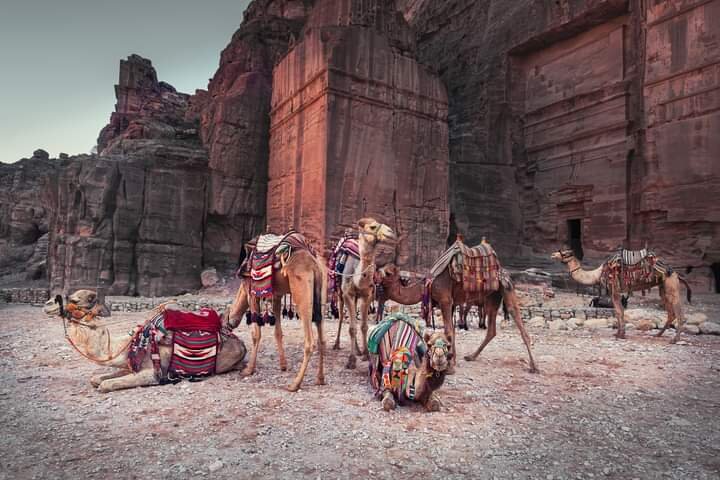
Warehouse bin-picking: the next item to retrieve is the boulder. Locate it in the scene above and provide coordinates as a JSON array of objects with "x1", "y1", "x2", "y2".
[
  {"x1": 682, "y1": 324, "x2": 700, "y2": 335},
  {"x1": 201, "y1": 268, "x2": 220, "y2": 288},
  {"x1": 528, "y1": 316, "x2": 546, "y2": 328},
  {"x1": 584, "y1": 318, "x2": 610, "y2": 329},
  {"x1": 685, "y1": 313, "x2": 707, "y2": 326},
  {"x1": 699, "y1": 322, "x2": 720, "y2": 335}
]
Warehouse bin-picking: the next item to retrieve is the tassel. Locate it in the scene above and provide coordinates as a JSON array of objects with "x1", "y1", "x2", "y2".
[
  {"x1": 282, "y1": 305, "x2": 288, "y2": 318},
  {"x1": 268, "y1": 315, "x2": 276, "y2": 326},
  {"x1": 288, "y1": 308, "x2": 295, "y2": 320},
  {"x1": 245, "y1": 311, "x2": 252, "y2": 325}
]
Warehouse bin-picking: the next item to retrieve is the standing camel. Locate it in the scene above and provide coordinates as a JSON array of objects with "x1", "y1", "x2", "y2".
[
  {"x1": 43, "y1": 290, "x2": 247, "y2": 392},
  {"x1": 227, "y1": 234, "x2": 326, "y2": 392},
  {"x1": 334, "y1": 218, "x2": 396, "y2": 369},
  {"x1": 551, "y1": 247, "x2": 692, "y2": 342},
  {"x1": 377, "y1": 263, "x2": 536, "y2": 373}
]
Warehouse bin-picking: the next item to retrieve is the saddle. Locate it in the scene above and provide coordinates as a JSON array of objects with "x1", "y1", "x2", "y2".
[
  {"x1": 601, "y1": 248, "x2": 673, "y2": 292},
  {"x1": 327, "y1": 235, "x2": 360, "y2": 295},
  {"x1": 430, "y1": 238, "x2": 505, "y2": 293},
  {"x1": 127, "y1": 304, "x2": 229, "y2": 381}
]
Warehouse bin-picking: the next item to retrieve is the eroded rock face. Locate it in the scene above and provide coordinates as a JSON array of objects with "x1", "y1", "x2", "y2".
[
  {"x1": 199, "y1": 0, "x2": 311, "y2": 268},
  {"x1": 402, "y1": 0, "x2": 719, "y2": 289},
  {"x1": 268, "y1": 0, "x2": 449, "y2": 268},
  {"x1": 0, "y1": 150, "x2": 61, "y2": 285}
]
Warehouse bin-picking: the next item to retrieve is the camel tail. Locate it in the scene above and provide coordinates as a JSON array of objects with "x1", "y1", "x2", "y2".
[
  {"x1": 680, "y1": 277, "x2": 692, "y2": 304},
  {"x1": 312, "y1": 264, "x2": 323, "y2": 324}
]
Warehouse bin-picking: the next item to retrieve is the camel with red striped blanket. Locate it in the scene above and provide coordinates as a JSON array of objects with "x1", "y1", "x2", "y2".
[{"x1": 43, "y1": 290, "x2": 247, "y2": 392}]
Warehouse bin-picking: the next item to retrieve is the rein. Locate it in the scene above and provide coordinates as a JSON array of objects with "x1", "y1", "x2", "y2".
[{"x1": 59, "y1": 303, "x2": 133, "y2": 364}]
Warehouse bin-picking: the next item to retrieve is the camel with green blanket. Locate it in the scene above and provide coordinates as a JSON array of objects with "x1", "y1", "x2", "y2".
[{"x1": 368, "y1": 313, "x2": 451, "y2": 412}]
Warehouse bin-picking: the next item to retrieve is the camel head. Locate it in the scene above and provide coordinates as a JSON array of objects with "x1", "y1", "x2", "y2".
[
  {"x1": 551, "y1": 246, "x2": 576, "y2": 264},
  {"x1": 357, "y1": 218, "x2": 396, "y2": 245},
  {"x1": 424, "y1": 331, "x2": 451, "y2": 372},
  {"x1": 43, "y1": 290, "x2": 108, "y2": 319},
  {"x1": 377, "y1": 263, "x2": 400, "y2": 281}
]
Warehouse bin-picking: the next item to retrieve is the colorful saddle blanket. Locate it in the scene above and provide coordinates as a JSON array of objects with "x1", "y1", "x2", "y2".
[
  {"x1": 127, "y1": 306, "x2": 225, "y2": 380},
  {"x1": 327, "y1": 236, "x2": 360, "y2": 293},
  {"x1": 430, "y1": 239, "x2": 502, "y2": 293},
  {"x1": 368, "y1": 313, "x2": 427, "y2": 403},
  {"x1": 168, "y1": 330, "x2": 220, "y2": 378},
  {"x1": 601, "y1": 248, "x2": 673, "y2": 293}
]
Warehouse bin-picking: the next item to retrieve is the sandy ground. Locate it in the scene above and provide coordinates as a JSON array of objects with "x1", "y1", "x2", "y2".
[{"x1": 1, "y1": 299, "x2": 719, "y2": 480}]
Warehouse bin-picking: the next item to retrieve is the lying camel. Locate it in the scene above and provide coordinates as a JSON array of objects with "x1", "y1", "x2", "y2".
[
  {"x1": 43, "y1": 290, "x2": 247, "y2": 392},
  {"x1": 552, "y1": 247, "x2": 692, "y2": 342},
  {"x1": 368, "y1": 315, "x2": 451, "y2": 412}
]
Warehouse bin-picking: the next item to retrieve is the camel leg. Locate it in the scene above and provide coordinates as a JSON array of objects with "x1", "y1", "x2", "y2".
[
  {"x1": 344, "y1": 293, "x2": 359, "y2": 369},
  {"x1": 97, "y1": 369, "x2": 159, "y2": 393},
  {"x1": 333, "y1": 295, "x2": 344, "y2": 350},
  {"x1": 273, "y1": 297, "x2": 288, "y2": 371},
  {"x1": 656, "y1": 287, "x2": 676, "y2": 338},
  {"x1": 423, "y1": 391, "x2": 441, "y2": 412},
  {"x1": 288, "y1": 274, "x2": 315, "y2": 392},
  {"x1": 478, "y1": 302, "x2": 486, "y2": 329},
  {"x1": 381, "y1": 390, "x2": 396, "y2": 411},
  {"x1": 665, "y1": 276, "x2": 685, "y2": 344},
  {"x1": 227, "y1": 283, "x2": 250, "y2": 329},
  {"x1": 505, "y1": 290, "x2": 538, "y2": 373},
  {"x1": 357, "y1": 295, "x2": 369, "y2": 360},
  {"x1": 241, "y1": 322, "x2": 262, "y2": 376},
  {"x1": 90, "y1": 369, "x2": 130, "y2": 388},
  {"x1": 464, "y1": 307, "x2": 497, "y2": 362},
  {"x1": 440, "y1": 301, "x2": 456, "y2": 374},
  {"x1": 611, "y1": 290, "x2": 626, "y2": 339},
  {"x1": 315, "y1": 318, "x2": 326, "y2": 385}
]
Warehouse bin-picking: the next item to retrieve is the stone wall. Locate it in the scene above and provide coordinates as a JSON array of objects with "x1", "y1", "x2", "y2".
[{"x1": 0, "y1": 288, "x2": 50, "y2": 305}]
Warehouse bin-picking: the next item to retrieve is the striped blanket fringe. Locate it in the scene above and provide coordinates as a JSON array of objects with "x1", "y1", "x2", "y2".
[
  {"x1": 368, "y1": 313, "x2": 427, "y2": 403},
  {"x1": 601, "y1": 249, "x2": 673, "y2": 293}
]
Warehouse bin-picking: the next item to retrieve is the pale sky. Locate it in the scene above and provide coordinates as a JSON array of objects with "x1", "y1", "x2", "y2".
[{"x1": 0, "y1": 0, "x2": 251, "y2": 163}]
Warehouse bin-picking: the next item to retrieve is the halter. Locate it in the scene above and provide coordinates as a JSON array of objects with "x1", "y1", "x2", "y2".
[
  {"x1": 55, "y1": 296, "x2": 132, "y2": 364},
  {"x1": 426, "y1": 337, "x2": 450, "y2": 376}
]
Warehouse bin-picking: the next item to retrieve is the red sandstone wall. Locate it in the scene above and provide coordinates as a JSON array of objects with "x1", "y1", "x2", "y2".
[{"x1": 268, "y1": 2, "x2": 449, "y2": 268}]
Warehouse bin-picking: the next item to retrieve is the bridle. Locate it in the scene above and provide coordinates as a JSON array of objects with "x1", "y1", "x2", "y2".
[
  {"x1": 54, "y1": 295, "x2": 132, "y2": 364},
  {"x1": 557, "y1": 249, "x2": 582, "y2": 274},
  {"x1": 426, "y1": 337, "x2": 450, "y2": 375}
]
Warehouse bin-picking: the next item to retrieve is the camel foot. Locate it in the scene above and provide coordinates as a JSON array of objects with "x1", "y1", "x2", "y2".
[
  {"x1": 316, "y1": 376, "x2": 326, "y2": 386},
  {"x1": 463, "y1": 354, "x2": 476, "y2": 362},
  {"x1": 615, "y1": 332, "x2": 626, "y2": 340},
  {"x1": 287, "y1": 382, "x2": 301, "y2": 392},
  {"x1": 345, "y1": 355, "x2": 356, "y2": 370},
  {"x1": 670, "y1": 337, "x2": 679, "y2": 345},
  {"x1": 90, "y1": 377, "x2": 102, "y2": 388},
  {"x1": 656, "y1": 330, "x2": 666, "y2": 338},
  {"x1": 279, "y1": 363, "x2": 287, "y2": 372},
  {"x1": 426, "y1": 397, "x2": 441, "y2": 412},
  {"x1": 528, "y1": 365, "x2": 539, "y2": 374},
  {"x1": 240, "y1": 366, "x2": 255, "y2": 377},
  {"x1": 382, "y1": 392, "x2": 396, "y2": 411}
]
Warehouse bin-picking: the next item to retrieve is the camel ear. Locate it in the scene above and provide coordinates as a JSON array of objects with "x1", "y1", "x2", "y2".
[{"x1": 357, "y1": 218, "x2": 369, "y2": 229}]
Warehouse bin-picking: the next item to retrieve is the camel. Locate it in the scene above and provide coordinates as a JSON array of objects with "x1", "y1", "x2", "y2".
[
  {"x1": 551, "y1": 247, "x2": 692, "y2": 342},
  {"x1": 227, "y1": 238, "x2": 326, "y2": 392},
  {"x1": 377, "y1": 263, "x2": 536, "y2": 373},
  {"x1": 43, "y1": 290, "x2": 247, "y2": 392},
  {"x1": 333, "y1": 218, "x2": 396, "y2": 369},
  {"x1": 370, "y1": 328, "x2": 451, "y2": 412}
]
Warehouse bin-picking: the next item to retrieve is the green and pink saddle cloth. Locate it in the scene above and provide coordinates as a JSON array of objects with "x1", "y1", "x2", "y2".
[{"x1": 368, "y1": 313, "x2": 428, "y2": 403}]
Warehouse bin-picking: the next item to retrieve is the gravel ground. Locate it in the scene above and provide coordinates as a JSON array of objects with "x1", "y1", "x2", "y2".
[{"x1": 1, "y1": 298, "x2": 719, "y2": 480}]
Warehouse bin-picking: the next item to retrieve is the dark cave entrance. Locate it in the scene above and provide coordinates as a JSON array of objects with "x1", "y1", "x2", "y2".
[
  {"x1": 567, "y1": 219, "x2": 584, "y2": 260},
  {"x1": 711, "y1": 263, "x2": 720, "y2": 294}
]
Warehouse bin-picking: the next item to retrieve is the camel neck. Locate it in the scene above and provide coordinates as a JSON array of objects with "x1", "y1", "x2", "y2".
[
  {"x1": 67, "y1": 322, "x2": 131, "y2": 368},
  {"x1": 355, "y1": 237, "x2": 377, "y2": 288},
  {"x1": 566, "y1": 257, "x2": 603, "y2": 286},
  {"x1": 384, "y1": 277, "x2": 423, "y2": 305}
]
